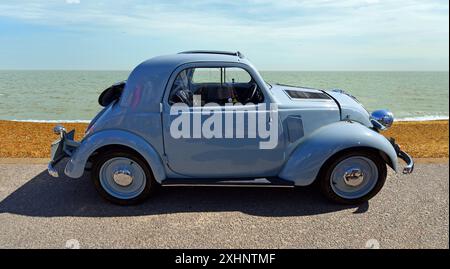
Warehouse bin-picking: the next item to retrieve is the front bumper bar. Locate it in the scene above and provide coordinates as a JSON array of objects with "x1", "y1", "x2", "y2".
[
  {"x1": 48, "y1": 162, "x2": 59, "y2": 177},
  {"x1": 48, "y1": 126, "x2": 80, "y2": 177},
  {"x1": 388, "y1": 138, "x2": 414, "y2": 174},
  {"x1": 398, "y1": 150, "x2": 414, "y2": 174}
]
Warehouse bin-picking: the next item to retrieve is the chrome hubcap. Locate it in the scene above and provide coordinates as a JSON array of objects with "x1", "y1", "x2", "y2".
[
  {"x1": 113, "y1": 169, "x2": 133, "y2": 187},
  {"x1": 343, "y1": 168, "x2": 364, "y2": 187},
  {"x1": 99, "y1": 157, "x2": 146, "y2": 200},
  {"x1": 330, "y1": 156, "x2": 379, "y2": 199}
]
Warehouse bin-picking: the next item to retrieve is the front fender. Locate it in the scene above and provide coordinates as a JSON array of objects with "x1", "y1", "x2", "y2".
[
  {"x1": 64, "y1": 130, "x2": 166, "y2": 182},
  {"x1": 279, "y1": 121, "x2": 398, "y2": 186}
]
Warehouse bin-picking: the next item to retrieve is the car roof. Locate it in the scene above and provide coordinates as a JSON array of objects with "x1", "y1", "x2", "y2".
[
  {"x1": 121, "y1": 51, "x2": 254, "y2": 113},
  {"x1": 137, "y1": 51, "x2": 250, "y2": 72}
]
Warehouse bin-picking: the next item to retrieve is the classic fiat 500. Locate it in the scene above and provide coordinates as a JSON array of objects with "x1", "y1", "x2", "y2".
[{"x1": 48, "y1": 51, "x2": 413, "y2": 205}]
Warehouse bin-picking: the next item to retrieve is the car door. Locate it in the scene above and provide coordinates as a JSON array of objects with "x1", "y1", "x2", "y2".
[{"x1": 162, "y1": 64, "x2": 285, "y2": 178}]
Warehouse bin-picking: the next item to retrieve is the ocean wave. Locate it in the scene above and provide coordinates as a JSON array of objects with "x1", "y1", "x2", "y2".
[
  {"x1": 8, "y1": 119, "x2": 91, "y2": 123},
  {"x1": 397, "y1": 115, "x2": 449, "y2": 122}
]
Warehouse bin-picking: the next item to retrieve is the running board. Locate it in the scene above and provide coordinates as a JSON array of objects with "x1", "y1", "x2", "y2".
[{"x1": 161, "y1": 177, "x2": 295, "y2": 187}]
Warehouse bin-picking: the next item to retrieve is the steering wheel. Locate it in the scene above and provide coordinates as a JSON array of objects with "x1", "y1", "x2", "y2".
[
  {"x1": 244, "y1": 83, "x2": 258, "y2": 104},
  {"x1": 175, "y1": 89, "x2": 193, "y2": 106},
  {"x1": 170, "y1": 84, "x2": 193, "y2": 106}
]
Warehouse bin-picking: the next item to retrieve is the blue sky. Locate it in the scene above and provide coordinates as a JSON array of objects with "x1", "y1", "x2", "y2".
[{"x1": 0, "y1": 0, "x2": 448, "y2": 70}]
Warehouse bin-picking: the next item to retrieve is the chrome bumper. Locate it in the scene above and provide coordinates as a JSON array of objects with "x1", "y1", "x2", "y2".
[
  {"x1": 398, "y1": 149, "x2": 414, "y2": 174},
  {"x1": 48, "y1": 125, "x2": 80, "y2": 178},
  {"x1": 388, "y1": 138, "x2": 414, "y2": 174},
  {"x1": 48, "y1": 161, "x2": 59, "y2": 177}
]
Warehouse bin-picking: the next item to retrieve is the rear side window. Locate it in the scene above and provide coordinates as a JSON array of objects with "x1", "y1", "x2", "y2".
[{"x1": 192, "y1": 68, "x2": 221, "y2": 83}]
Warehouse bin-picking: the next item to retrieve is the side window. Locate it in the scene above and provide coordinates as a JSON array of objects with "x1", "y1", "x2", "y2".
[
  {"x1": 169, "y1": 68, "x2": 195, "y2": 106},
  {"x1": 224, "y1": 67, "x2": 252, "y2": 83},
  {"x1": 169, "y1": 67, "x2": 264, "y2": 106},
  {"x1": 192, "y1": 68, "x2": 221, "y2": 83}
]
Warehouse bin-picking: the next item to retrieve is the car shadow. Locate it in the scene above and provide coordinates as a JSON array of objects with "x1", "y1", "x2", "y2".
[{"x1": 0, "y1": 168, "x2": 368, "y2": 218}]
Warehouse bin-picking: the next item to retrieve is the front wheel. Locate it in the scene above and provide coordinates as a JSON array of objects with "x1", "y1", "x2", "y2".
[
  {"x1": 318, "y1": 150, "x2": 387, "y2": 205},
  {"x1": 91, "y1": 150, "x2": 157, "y2": 205}
]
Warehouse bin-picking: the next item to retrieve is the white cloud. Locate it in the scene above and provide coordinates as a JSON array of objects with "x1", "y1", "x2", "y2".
[
  {"x1": 66, "y1": 0, "x2": 80, "y2": 4},
  {"x1": 1, "y1": 0, "x2": 446, "y2": 38},
  {"x1": 0, "y1": 0, "x2": 447, "y2": 70}
]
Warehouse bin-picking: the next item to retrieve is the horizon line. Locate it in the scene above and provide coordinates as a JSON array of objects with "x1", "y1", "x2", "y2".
[{"x1": 0, "y1": 69, "x2": 449, "y2": 72}]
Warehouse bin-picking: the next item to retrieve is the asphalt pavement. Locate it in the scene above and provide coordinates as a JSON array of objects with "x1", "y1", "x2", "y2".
[{"x1": 0, "y1": 161, "x2": 448, "y2": 248}]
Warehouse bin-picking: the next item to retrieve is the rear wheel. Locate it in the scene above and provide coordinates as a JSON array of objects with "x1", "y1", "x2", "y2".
[
  {"x1": 91, "y1": 150, "x2": 156, "y2": 205},
  {"x1": 318, "y1": 150, "x2": 387, "y2": 205}
]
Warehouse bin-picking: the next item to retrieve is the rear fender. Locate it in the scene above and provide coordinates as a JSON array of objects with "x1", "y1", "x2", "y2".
[
  {"x1": 278, "y1": 121, "x2": 398, "y2": 186},
  {"x1": 64, "y1": 130, "x2": 166, "y2": 182}
]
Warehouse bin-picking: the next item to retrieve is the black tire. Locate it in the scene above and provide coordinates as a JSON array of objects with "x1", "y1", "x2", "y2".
[
  {"x1": 91, "y1": 149, "x2": 157, "y2": 205},
  {"x1": 318, "y1": 150, "x2": 387, "y2": 205}
]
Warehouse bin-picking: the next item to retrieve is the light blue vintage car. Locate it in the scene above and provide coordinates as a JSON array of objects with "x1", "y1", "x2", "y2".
[{"x1": 48, "y1": 51, "x2": 414, "y2": 205}]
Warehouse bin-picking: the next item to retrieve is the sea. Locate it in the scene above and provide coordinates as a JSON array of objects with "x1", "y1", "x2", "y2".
[{"x1": 0, "y1": 70, "x2": 448, "y2": 122}]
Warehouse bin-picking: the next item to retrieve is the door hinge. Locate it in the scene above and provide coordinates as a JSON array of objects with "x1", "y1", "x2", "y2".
[{"x1": 162, "y1": 154, "x2": 169, "y2": 164}]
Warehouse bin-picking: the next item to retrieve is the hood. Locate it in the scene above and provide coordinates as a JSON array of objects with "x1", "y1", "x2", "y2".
[
  {"x1": 269, "y1": 84, "x2": 372, "y2": 127},
  {"x1": 325, "y1": 89, "x2": 372, "y2": 127},
  {"x1": 269, "y1": 84, "x2": 339, "y2": 110}
]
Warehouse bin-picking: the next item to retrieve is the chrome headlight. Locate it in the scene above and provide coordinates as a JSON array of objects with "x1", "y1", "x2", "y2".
[{"x1": 371, "y1": 109, "x2": 394, "y2": 130}]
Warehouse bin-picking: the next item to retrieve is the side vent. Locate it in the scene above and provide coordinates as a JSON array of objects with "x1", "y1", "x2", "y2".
[
  {"x1": 285, "y1": 115, "x2": 304, "y2": 143},
  {"x1": 285, "y1": 90, "x2": 330, "y2": 100}
]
